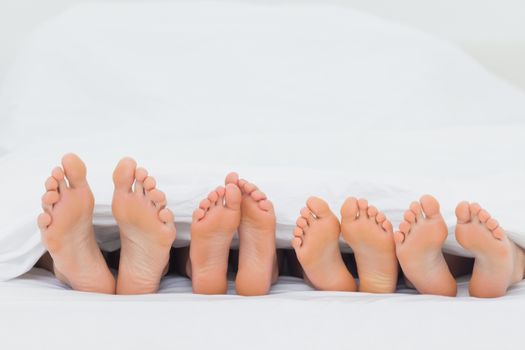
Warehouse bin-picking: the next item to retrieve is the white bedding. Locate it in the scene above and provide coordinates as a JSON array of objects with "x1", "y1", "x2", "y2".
[{"x1": 1, "y1": 268, "x2": 525, "y2": 349}]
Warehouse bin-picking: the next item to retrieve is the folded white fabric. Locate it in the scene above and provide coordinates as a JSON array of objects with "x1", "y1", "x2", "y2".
[{"x1": 1, "y1": 2, "x2": 525, "y2": 151}]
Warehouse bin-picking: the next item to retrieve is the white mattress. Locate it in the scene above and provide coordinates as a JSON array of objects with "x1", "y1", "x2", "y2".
[{"x1": 1, "y1": 268, "x2": 524, "y2": 349}]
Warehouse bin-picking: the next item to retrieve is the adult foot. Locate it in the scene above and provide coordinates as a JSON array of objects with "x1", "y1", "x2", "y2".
[
  {"x1": 394, "y1": 195, "x2": 456, "y2": 296},
  {"x1": 112, "y1": 158, "x2": 176, "y2": 294},
  {"x1": 341, "y1": 198, "x2": 397, "y2": 293},
  {"x1": 225, "y1": 173, "x2": 278, "y2": 296},
  {"x1": 455, "y1": 202, "x2": 525, "y2": 298},
  {"x1": 292, "y1": 197, "x2": 356, "y2": 291},
  {"x1": 189, "y1": 183, "x2": 241, "y2": 294},
  {"x1": 37, "y1": 153, "x2": 115, "y2": 294}
]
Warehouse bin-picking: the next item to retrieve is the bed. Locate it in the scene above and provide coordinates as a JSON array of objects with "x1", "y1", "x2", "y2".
[{"x1": 1, "y1": 2, "x2": 524, "y2": 349}]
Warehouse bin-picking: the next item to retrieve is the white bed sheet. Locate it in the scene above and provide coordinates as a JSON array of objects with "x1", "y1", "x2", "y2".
[{"x1": 1, "y1": 268, "x2": 524, "y2": 350}]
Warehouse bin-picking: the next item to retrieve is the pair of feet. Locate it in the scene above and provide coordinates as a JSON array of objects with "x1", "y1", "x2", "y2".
[
  {"x1": 188, "y1": 172, "x2": 278, "y2": 296},
  {"x1": 292, "y1": 195, "x2": 525, "y2": 298},
  {"x1": 38, "y1": 154, "x2": 176, "y2": 294},
  {"x1": 38, "y1": 154, "x2": 278, "y2": 295}
]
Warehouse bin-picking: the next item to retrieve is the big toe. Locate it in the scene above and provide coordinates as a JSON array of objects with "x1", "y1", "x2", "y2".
[
  {"x1": 61, "y1": 153, "x2": 88, "y2": 188},
  {"x1": 306, "y1": 196, "x2": 331, "y2": 218},
  {"x1": 420, "y1": 194, "x2": 441, "y2": 218},
  {"x1": 341, "y1": 197, "x2": 359, "y2": 221},
  {"x1": 224, "y1": 183, "x2": 242, "y2": 210},
  {"x1": 113, "y1": 157, "x2": 137, "y2": 192},
  {"x1": 225, "y1": 172, "x2": 239, "y2": 186}
]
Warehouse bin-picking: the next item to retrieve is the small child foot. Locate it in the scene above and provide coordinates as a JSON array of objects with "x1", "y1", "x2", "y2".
[
  {"x1": 292, "y1": 197, "x2": 356, "y2": 291},
  {"x1": 112, "y1": 158, "x2": 177, "y2": 294},
  {"x1": 189, "y1": 183, "x2": 242, "y2": 294},
  {"x1": 394, "y1": 195, "x2": 456, "y2": 296},
  {"x1": 225, "y1": 173, "x2": 278, "y2": 296},
  {"x1": 341, "y1": 198, "x2": 397, "y2": 293},
  {"x1": 37, "y1": 153, "x2": 115, "y2": 294},
  {"x1": 455, "y1": 202, "x2": 525, "y2": 298}
]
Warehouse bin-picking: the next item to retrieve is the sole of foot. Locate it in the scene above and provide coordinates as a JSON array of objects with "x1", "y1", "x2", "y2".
[
  {"x1": 226, "y1": 173, "x2": 278, "y2": 296},
  {"x1": 37, "y1": 153, "x2": 115, "y2": 294},
  {"x1": 341, "y1": 197, "x2": 397, "y2": 293},
  {"x1": 292, "y1": 197, "x2": 356, "y2": 292},
  {"x1": 112, "y1": 157, "x2": 176, "y2": 295},
  {"x1": 455, "y1": 201, "x2": 525, "y2": 298},
  {"x1": 394, "y1": 195, "x2": 456, "y2": 297},
  {"x1": 189, "y1": 183, "x2": 241, "y2": 294}
]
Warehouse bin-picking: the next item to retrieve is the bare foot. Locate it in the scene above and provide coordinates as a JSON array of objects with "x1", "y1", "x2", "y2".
[
  {"x1": 37, "y1": 153, "x2": 115, "y2": 294},
  {"x1": 112, "y1": 158, "x2": 176, "y2": 295},
  {"x1": 455, "y1": 202, "x2": 525, "y2": 298},
  {"x1": 341, "y1": 198, "x2": 397, "y2": 293},
  {"x1": 394, "y1": 195, "x2": 456, "y2": 296},
  {"x1": 291, "y1": 197, "x2": 356, "y2": 291},
  {"x1": 189, "y1": 183, "x2": 241, "y2": 294},
  {"x1": 225, "y1": 173, "x2": 278, "y2": 296}
]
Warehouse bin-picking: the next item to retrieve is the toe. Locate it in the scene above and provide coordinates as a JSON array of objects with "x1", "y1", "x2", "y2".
[
  {"x1": 341, "y1": 197, "x2": 359, "y2": 221},
  {"x1": 44, "y1": 177, "x2": 58, "y2": 191},
  {"x1": 478, "y1": 209, "x2": 490, "y2": 223},
  {"x1": 42, "y1": 191, "x2": 60, "y2": 207},
  {"x1": 143, "y1": 176, "x2": 156, "y2": 191},
  {"x1": 455, "y1": 201, "x2": 471, "y2": 224},
  {"x1": 159, "y1": 208, "x2": 174, "y2": 224},
  {"x1": 399, "y1": 220, "x2": 411, "y2": 235},
  {"x1": 486, "y1": 218, "x2": 499, "y2": 231},
  {"x1": 113, "y1": 157, "x2": 137, "y2": 192},
  {"x1": 293, "y1": 227, "x2": 304, "y2": 237},
  {"x1": 393, "y1": 231, "x2": 405, "y2": 244},
  {"x1": 306, "y1": 196, "x2": 331, "y2": 219},
  {"x1": 410, "y1": 201, "x2": 423, "y2": 221},
  {"x1": 207, "y1": 190, "x2": 219, "y2": 204},
  {"x1": 250, "y1": 190, "x2": 267, "y2": 201},
  {"x1": 367, "y1": 205, "x2": 378, "y2": 218},
  {"x1": 61, "y1": 153, "x2": 88, "y2": 189},
  {"x1": 404, "y1": 210, "x2": 416, "y2": 224},
  {"x1": 242, "y1": 182, "x2": 258, "y2": 195},
  {"x1": 296, "y1": 217, "x2": 308, "y2": 229},
  {"x1": 300, "y1": 207, "x2": 314, "y2": 221},
  {"x1": 216, "y1": 186, "x2": 226, "y2": 198},
  {"x1": 52, "y1": 167, "x2": 67, "y2": 192},
  {"x1": 37, "y1": 213, "x2": 52, "y2": 230},
  {"x1": 258, "y1": 199, "x2": 273, "y2": 212},
  {"x1": 291, "y1": 237, "x2": 303, "y2": 250},
  {"x1": 224, "y1": 183, "x2": 242, "y2": 210},
  {"x1": 493, "y1": 227, "x2": 505, "y2": 240},
  {"x1": 148, "y1": 189, "x2": 166, "y2": 207},
  {"x1": 357, "y1": 198, "x2": 368, "y2": 218},
  {"x1": 376, "y1": 212, "x2": 386, "y2": 224},
  {"x1": 199, "y1": 198, "x2": 212, "y2": 210},
  {"x1": 382, "y1": 220, "x2": 393, "y2": 233},
  {"x1": 225, "y1": 172, "x2": 239, "y2": 186},
  {"x1": 133, "y1": 167, "x2": 148, "y2": 194},
  {"x1": 469, "y1": 203, "x2": 481, "y2": 220},
  {"x1": 192, "y1": 208, "x2": 205, "y2": 222},
  {"x1": 420, "y1": 194, "x2": 441, "y2": 218}
]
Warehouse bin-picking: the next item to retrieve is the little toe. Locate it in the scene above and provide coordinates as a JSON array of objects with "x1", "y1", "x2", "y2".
[
  {"x1": 420, "y1": 194, "x2": 441, "y2": 218},
  {"x1": 341, "y1": 197, "x2": 359, "y2": 221},
  {"x1": 192, "y1": 208, "x2": 205, "y2": 222},
  {"x1": 113, "y1": 157, "x2": 137, "y2": 192},
  {"x1": 357, "y1": 198, "x2": 369, "y2": 218},
  {"x1": 37, "y1": 213, "x2": 52, "y2": 230},
  {"x1": 291, "y1": 237, "x2": 303, "y2": 250},
  {"x1": 61, "y1": 153, "x2": 88, "y2": 189},
  {"x1": 158, "y1": 208, "x2": 174, "y2": 224},
  {"x1": 306, "y1": 196, "x2": 331, "y2": 219},
  {"x1": 393, "y1": 231, "x2": 405, "y2": 244},
  {"x1": 455, "y1": 201, "x2": 471, "y2": 224},
  {"x1": 224, "y1": 183, "x2": 242, "y2": 210},
  {"x1": 143, "y1": 176, "x2": 156, "y2": 191}
]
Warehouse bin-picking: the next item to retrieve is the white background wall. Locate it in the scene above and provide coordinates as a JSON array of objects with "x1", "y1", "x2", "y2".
[{"x1": 1, "y1": 0, "x2": 524, "y2": 91}]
